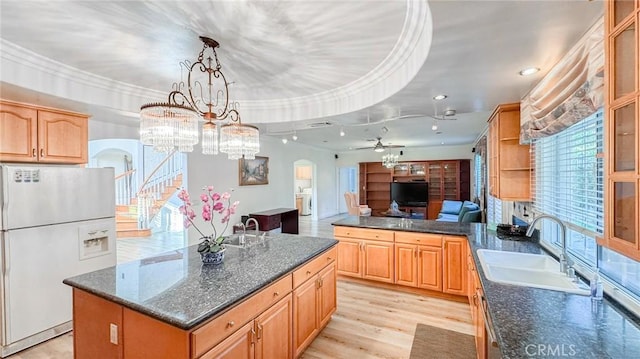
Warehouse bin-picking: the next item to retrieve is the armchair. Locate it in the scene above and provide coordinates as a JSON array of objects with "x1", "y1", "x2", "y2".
[{"x1": 344, "y1": 192, "x2": 372, "y2": 216}]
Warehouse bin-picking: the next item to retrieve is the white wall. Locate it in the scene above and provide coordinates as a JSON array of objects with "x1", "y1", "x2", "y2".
[
  {"x1": 186, "y1": 136, "x2": 338, "y2": 244},
  {"x1": 89, "y1": 119, "x2": 139, "y2": 140}
]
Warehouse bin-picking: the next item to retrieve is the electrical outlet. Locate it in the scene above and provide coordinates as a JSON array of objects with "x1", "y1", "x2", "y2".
[{"x1": 109, "y1": 323, "x2": 118, "y2": 345}]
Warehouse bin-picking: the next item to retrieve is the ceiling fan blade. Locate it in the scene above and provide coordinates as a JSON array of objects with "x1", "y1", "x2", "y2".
[
  {"x1": 354, "y1": 146, "x2": 374, "y2": 150},
  {"x1": 384, "y1": 144, "x2": 405, "y2": 148}
]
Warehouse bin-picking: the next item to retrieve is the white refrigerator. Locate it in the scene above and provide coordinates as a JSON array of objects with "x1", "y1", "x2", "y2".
[{"x1": 0, "y1": 165, "x2": 117, "y2": 357}]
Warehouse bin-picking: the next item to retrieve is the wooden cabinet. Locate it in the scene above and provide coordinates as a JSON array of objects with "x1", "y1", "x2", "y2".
[
  {"x1": 336, "y1": 227, "x2": 468, "y2": 297},
  {"x1": 334, "y1": 227, "x2": 394, "y2": 283},
  {"x1": 443, "y1": 236, "x2": 468, "y2": 296},
  {"x1": 427, "y1": 160, "x2": 471, "y2": 219},
  {"x1": 362, "y1": 240, "x2": 395, "y2": 283},
  {"x1": 394, "y1": 232, "x2": 442, "y2": 291},
  {"x1": 0, "y1": 100, "x2": 88, "y2": 164},
  {"x1": 601, "y1": 0, "x2": 640, "y2": 261},
  {"x1": 293, "y1": 256, "x2": 336, "y2": 357},
  {"x1": 360, "y1": 160, "x2": 470, "y2": 219},
  {"x1": 201, "y1": 321, "x2": 254, "y2": 359},
  {"x1": 360, "y1": 162, "x2": 392, "y2": 214},
  {"x1": 487, "y1": 103, "x2": 531, "y2": 201},
  {"x1": 71, "y1": 246, "x2": 338, "y2": 359},
  {"x1": 467, "y1": 248, "x2": 487, "y2": 359},
  {"x1": 255, "y1": 295, "x2": 293, "y2": 359}
]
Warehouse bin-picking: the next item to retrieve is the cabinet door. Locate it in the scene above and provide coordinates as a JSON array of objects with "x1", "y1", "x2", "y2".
[
  {"x1": 417, "y1": 246, "x2": 442, "y2": 291},
  {"x1": 0, "y1": 102, "x2": 38, "y2": 162},
  {"x1": 255, "y1": 294, "x2": 293, "y2": 359},
  {"x1": 293, "y1": 277, "x2": 319, "y2": 357},
  {"x1": 318, "y1": 264, "x2": 337, "y2": 328},
  {"x1": 443, "y1": 237, "x2": 468, "y2": 296},
  {"x1": 37, "y1": 110, "x2": 88, "y2": 163},
  {"x1": 442, "y1": 161, "x2": 459, "y2": 200},
  {"x1": 362, "y1": 240, "x2": 394, "y2": 283},
  {"x1": 395, "y1": 243, "x2": 417, "y2": 287},
  {"x1": 336, "y1": 238, "x2": 362, "y2": 277},
  {"x1": 201, "y1": 321, "x2": 254, "y2": 359}
]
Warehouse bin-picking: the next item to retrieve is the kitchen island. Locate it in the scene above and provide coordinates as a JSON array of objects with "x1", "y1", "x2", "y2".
[
  {"x1": 64, "y1": 233, "x2": 338, "y2": 358},
  {"x1": 332, "y1": 216, "x2": 640, "y2": 359}
]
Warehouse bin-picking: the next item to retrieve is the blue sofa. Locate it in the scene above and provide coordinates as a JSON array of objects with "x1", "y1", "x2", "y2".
[{"x1": 436, "y1": 200, "x2": 481, "y2": 223}]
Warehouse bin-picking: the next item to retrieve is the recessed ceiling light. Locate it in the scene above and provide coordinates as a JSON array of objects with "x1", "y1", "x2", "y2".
[
  {"x1": 441, "y1": 141, "x2": 445, "y2": 145},
  {"x1": 519, "y1": 67, "x2": 540, "y2": 76},
  {"x1": 282, "y1": 138, "x2": 288, "y2": 144},
  {"x1": 433, "y1": 94, "x2": 447, "y2": 101},
  {"x1": 340, "y1": 128, "x2": 345, "y2": 137},
  {"x1": 292, "y1": 134, "x2": 298, "y2": 141},
  {"x1": 432, "y1": 124, "x2": 438, "y2": 131}
]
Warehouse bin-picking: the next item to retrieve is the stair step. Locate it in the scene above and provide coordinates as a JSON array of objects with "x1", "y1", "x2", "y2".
[
  {"x1": 117, "y1": 229, "x2": 152, "y2": 238},
  {"x1": 117, "y1": 221, "x2": 140, "y2": 231},
  {"x1": 116, "y1": 214, "x2": 137, "y2": 221}
]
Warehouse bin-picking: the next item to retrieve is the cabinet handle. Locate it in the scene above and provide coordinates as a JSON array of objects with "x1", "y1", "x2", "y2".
[
  {"x1": 327, "y1": 257, "x2": 332, "y2": 261},
  {"x1": 251, "y1": 326, "x2": 256, "y2": 343},
  {"x1": 227, "y1": 321, "x2": 235, "y2": 328},
  {"x1": 257, "y1": 324, "x2": 263, "y2": 340},
  {"x1": 32, "y1": 148, "x2": 36, "y2": 157},
  {"x1": 273, "y1": 291, "x2": 279, "y2": 297},
  {"x1": 306, "y1": 270, "x2": 312, "y2": 275},
  {"x1": 40, "y1": 149, "x2": 44, "y2": 157},
  {"x1": 319, "y1": 278, "x2": 324, "y2": 287}
]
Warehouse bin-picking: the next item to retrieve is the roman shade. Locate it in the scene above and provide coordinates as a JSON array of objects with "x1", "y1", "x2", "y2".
[{"x1": 520, "y1": 18, "x2": 604, "y2": 143}]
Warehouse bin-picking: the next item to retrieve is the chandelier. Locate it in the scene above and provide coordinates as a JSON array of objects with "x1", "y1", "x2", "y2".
[
  {"x1": 382, "y1": 153, "x2": 399, "y2": 168},
  {"x1": 140, "y1": 36, "x2": 260, "y2": 159}
]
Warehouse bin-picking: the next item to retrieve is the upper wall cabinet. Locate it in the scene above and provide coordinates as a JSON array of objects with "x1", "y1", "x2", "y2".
[
  {"x1": 487, "y1": 103, "x2": 531, "y2": 201},
  {"x1": 0, "y1": 100, "x2": 88, "y2": 164},
  {"x1": 601, "y1": 1, "x2": 640, "y2": 260}
]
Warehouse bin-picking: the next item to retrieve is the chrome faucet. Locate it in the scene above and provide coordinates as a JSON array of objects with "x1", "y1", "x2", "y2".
[
  {"x1": 246, "y1": 217, "x2": 260, "y2": 235},
  {"x1": 526, "y1": 215, "x2": 574, "y2": 275}
]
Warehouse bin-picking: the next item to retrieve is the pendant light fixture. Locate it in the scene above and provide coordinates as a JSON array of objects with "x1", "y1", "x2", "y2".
[
  {"x1": 382, "y1": 153, "x2": 399, "y2": 168},
  {"x1": 139, "y1": 36, "x2": 259, "y2": 159}
]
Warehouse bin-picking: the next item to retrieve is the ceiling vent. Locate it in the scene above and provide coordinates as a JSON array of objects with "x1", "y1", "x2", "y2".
[{"x1": 307, "y1": 121, "x2": 333, "y2": 128}]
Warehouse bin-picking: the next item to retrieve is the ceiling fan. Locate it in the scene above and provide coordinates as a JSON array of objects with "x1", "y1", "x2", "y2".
[{"x1": 355, "y1": 136, "x2": 405, "y2": 152}]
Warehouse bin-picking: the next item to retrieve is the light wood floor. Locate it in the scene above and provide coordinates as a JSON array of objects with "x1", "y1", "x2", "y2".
[{"x1": 9, "y1": 214, "x2": 472, "y2": 358}]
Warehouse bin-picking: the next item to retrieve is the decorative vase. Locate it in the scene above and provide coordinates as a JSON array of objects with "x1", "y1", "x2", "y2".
[{"x1": 200, "y1": 248, "x2": 226, "y2": 265}]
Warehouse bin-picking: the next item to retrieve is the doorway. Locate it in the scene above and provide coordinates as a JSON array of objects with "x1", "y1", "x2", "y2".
[
  {"x1": 294, "y1": 160, "x2": 315, "y2": 218},
  {"x1": 338, "y1": 166, "x2": 358, "y2": 214}
]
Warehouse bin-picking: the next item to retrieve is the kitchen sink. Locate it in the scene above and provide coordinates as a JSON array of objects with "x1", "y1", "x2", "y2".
[
  {"x1": 477, "y1": 249, "x2": 590, "y2": 295},
  {"x1": 223, "y1": 231, "x2": 268, "y2": 248}
]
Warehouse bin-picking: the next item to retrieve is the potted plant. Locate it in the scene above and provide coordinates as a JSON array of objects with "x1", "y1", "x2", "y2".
[{"x1": 178, "y1": 186, "x2": 239, "y2": 264}]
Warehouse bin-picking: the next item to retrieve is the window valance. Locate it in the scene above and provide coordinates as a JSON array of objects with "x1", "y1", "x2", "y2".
[{"x1": 520, "y1": 18, "x2": 604, "y2": 143}]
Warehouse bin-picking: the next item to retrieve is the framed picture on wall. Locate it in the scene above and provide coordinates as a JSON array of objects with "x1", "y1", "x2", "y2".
[{"x1": 239, "y1": 156, "x2": 269, "y2": 186}]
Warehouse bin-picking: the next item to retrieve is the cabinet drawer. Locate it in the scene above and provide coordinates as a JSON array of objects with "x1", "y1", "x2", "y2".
[
  {"x1": 395, "y1": 232, "x2": 442, "y2": 247},
  {"x1": 191, "y1": 274, "x2": 292, "y2": 357},
  {"x1": 293, "y1": 247, "x2": 337, "y2": 288},
  {"x1": 334, "y1": 226, "x2": 394, "y2": 242}
]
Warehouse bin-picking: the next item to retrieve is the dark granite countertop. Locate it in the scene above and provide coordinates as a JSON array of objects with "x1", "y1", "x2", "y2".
[
  {"x1": 332, "y1": 216, "x2": 640, "y2": 358},
  {"x1": 63, "y1": 234, "x2": 337, "y2": 330}
]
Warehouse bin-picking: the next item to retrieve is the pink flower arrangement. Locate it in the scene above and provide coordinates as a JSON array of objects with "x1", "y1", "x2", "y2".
[{"x1": 178, "y1": 186, "x2": 239, "y2": 253}]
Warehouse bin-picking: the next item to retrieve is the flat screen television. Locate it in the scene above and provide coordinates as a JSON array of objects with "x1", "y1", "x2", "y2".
[{"x1": 390, "y1": 182, "x2": 428, "y2": 207}]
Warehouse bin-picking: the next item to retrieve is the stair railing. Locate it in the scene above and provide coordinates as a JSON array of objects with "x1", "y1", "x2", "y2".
[
  {"x1": 114, "y1": 169, "x2": 137, "y2": 206},
  {"x1": 136, "y1": 149, "x2": 184, "y2": 229}
]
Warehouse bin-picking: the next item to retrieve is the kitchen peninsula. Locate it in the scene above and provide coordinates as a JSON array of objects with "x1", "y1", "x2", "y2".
[
  {"x1": 63, "y1": 234, "x2": 337, "y2": 358},
  {"x1": 332, "y1": 216, "x2": 640, "y2": 358}
]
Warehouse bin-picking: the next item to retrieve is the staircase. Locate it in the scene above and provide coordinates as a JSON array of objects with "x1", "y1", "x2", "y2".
[
  {"x1": 115, "y1": 174, "x2": 182, "y2": 237},
  {"x1": 114, "y1": 150, "x2": 184, "y2": 238}
]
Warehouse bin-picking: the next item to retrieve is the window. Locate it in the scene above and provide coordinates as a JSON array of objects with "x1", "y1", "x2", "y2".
[
  {"x1": 531, "y1": 109, "x2": 603, "y2": 265},
  {"x1": 487, "y1": 194, "x2": 502, "y2": 227}
]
